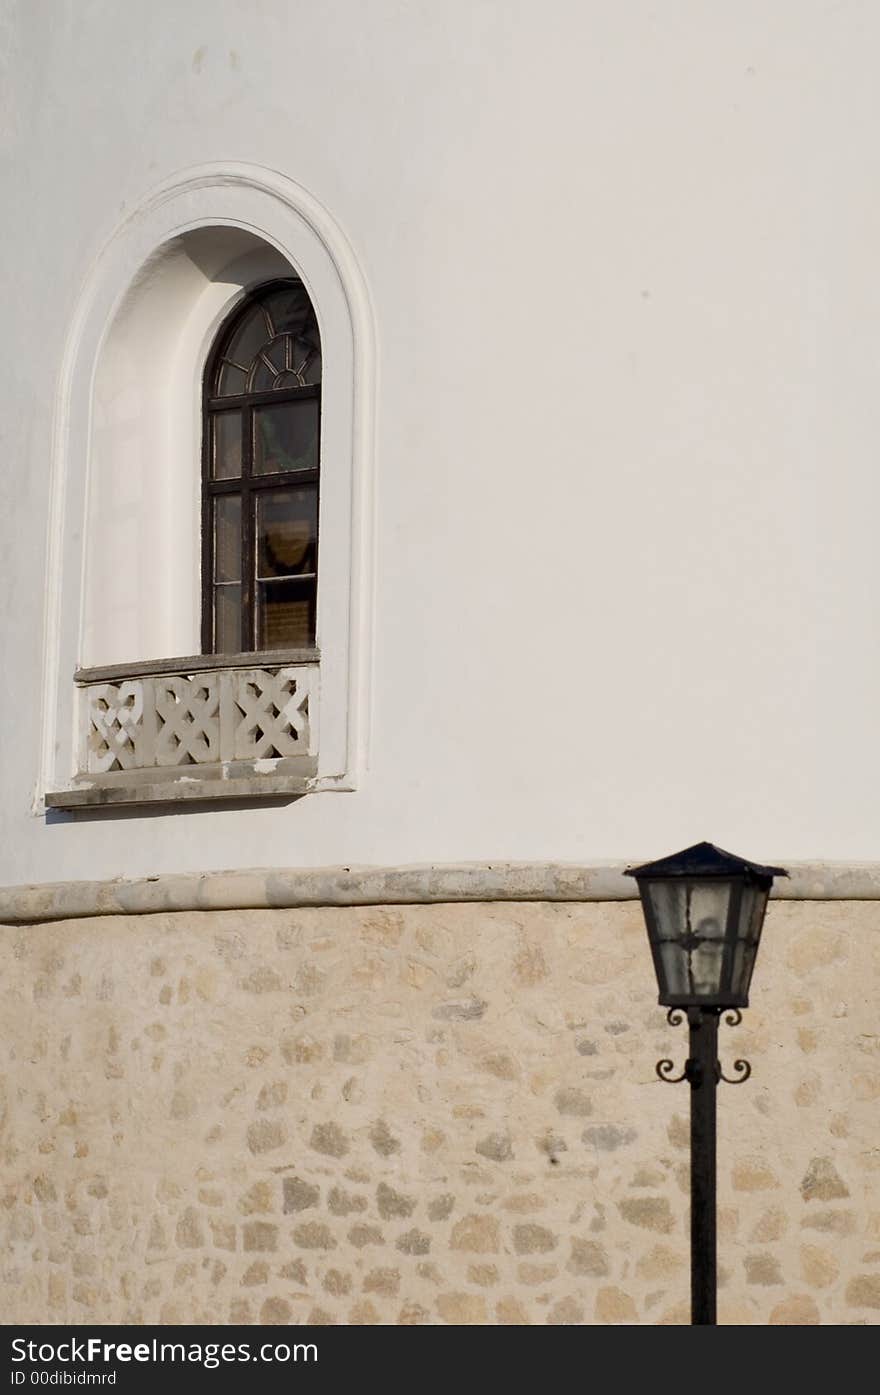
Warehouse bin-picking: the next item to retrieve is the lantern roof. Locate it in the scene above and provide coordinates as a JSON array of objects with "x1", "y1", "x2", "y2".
[{"x1": 624, "y1": 841, "x2": 788, "y2": 883}]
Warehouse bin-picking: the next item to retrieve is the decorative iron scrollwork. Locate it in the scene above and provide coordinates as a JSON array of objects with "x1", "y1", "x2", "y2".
[
  {"x1": 656, "y1": 1009, "x2": 687, "y2": 1081},
  {"x1": 656, "y1": 1004, "x2": 752, "y2": 1086},
  {"x1": 656, "y1": 1059, "x2": 687, "y2": 1084},
  {"x1": 718, "y1": 1007, "x2": 751, "y2": 1083},
  {"x1": 719, "y1": 1058, "x2": 752, "y2": 1085}
]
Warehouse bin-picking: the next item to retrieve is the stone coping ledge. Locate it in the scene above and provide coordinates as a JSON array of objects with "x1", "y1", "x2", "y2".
[
  {"x1": 45, "y1": 773, "x2": 313, "y2": 810},
  {"x1": 3, "y1": 860, "x2": 880, "y2": 925}
]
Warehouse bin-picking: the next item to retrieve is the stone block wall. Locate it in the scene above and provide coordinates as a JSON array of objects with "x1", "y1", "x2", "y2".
[{"x1": 1, "y1": 899, "x2": 878, "y2": 1324}]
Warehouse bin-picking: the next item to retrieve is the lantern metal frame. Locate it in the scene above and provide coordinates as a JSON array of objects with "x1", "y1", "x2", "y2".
[{"x1": 626, "y1": 842, "x2": 787, "y2": 1009}]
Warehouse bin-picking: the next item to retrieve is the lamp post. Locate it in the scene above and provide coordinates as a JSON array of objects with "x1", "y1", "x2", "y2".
[{"x1": 624, "y1": 842, "x2": 787, "y2": 1326}]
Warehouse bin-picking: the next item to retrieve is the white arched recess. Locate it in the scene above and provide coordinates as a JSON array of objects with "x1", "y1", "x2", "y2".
[{"x1": 39, "y1": 164, "x2": 375, "y2": 804}]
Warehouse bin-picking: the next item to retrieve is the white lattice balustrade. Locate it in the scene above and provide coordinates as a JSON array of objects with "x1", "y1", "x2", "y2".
[{"x1": 83, "y1": 665, "x2": 315, "y2": 775}]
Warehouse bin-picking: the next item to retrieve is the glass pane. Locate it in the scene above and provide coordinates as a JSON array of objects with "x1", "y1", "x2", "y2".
[
  {"x1": 214, "y1": 584, "x2": 242, "y2": 652},
  {"x1": 298, "y1": 345, "x2": 322, "y2": 386},
  {"x1": 256, "y1": 488, "x2": 317, "y2": 577},
  {"x1": 257, "y1": 577, "x2": 315, "y2": 649},
  {"x1": 739, "y1": 885, "x2": 768, "y2": 944},
  {"x1": 647, "y1": 881, "x2": 688, "y2": 937},
  {"x1": 216, "y1": 361, "x2": 247, "y2": 397},
  {"x1": 254, "y1": 400, "x2": 319, "y2": 475},
  {"x1": 690, "y1": 940, "x2": 724, "y2": 998},
  {"x1": 268, "y1": 334, "x2": 321, "y2": 388},
  {"x1": 648, "y1": 878, "x2": 732, "y2": 1001},
  {"x1": 269, "y1": 283, "x2": 319, "y2": 340},
  {"x1": 250, "y1": 351, "x2": 281, "y2": 393},
  {"x1": 687, "y1": 881, "x2": 729, "y2": 940},
  {"x1": 648, "y1": 879, "x2": 730, "y2": 943},
  {"x1": 647, "y1": 881, "x2": 686, "y2": 942},
  {"x1": 731, "y1": 940, "x2": 758, "y2": 999},
  {"x1": 214, "y1": 286, "x2": 321, "y2": 394},
  {"x1": 226, "y1": 303, "x2": 269, "y2": 376},
  {"x1": 214, "y1": 495, "x2": 241, "y2": 582},
  {"x1": 213, "y1": 412, "x2": 242, "y2": 479},
  {"x1": 658, "y1": 942, "x2": 689, "y2": 998}
]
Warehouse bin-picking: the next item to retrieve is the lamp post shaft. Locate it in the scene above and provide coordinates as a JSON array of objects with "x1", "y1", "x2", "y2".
[{"x1": 687, "y1": 1007, "x2": 718, "y2": 1325}]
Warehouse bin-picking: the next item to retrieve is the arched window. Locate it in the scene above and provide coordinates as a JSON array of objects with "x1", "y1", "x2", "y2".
[
  {"x1": 202, "y1": 278, "x2": 322, "y2": 654},
  {"x1": 45, "y1": 168, "x2": 374, "y2": 808}
]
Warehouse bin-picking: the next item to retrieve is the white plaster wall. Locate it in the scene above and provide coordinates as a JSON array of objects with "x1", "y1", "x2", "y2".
[{"x1": 3, "y1": 0, "x2": 880, "y2": 881}]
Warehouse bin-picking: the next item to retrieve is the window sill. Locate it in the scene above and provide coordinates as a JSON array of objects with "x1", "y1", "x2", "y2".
[
  {"x1": 46, "y1": 651, "x2": 319, "y2": 811},
  {"x1": 73, "y1": 647, "x2": 320, "y2": 684}
]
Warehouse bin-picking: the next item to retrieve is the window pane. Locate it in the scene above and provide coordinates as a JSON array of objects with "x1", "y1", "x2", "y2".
[
  {"x1": 268, "y1": 286, "x2": 321, "y2": 383},
  {"x1": 250, "y1": 349, "x2": 281, "y2": 393},
  {"x1": 216, "y1": 361, "x2": 247, "y2": 397},
  {"x1": 266, "y1": 334, "x2": 321, "y2": 389},
  {"x1": 254, "y1": 400, "x2": 319, "y2": 475},
  {"x1": 212, "y1": 412, "x2": 242, "y2": 479},
  {"x1": 267, "y1": 283, "x2": 315, "y2": 337},
  {"x1": 257, "y1": 577, "x2": 315, "y2": 649},
  {"x1": 214, "y1": 495, "x2": 242, "y2": 582},
  {"x1": 214, "y1": 584, "x2": 242, "y2": 652},
  {"x1": 298, "y1": 345, "x2": 322, "y2": 386},
  {"x1": 226, "y1": 302, "x2": 270, "y2": 375},
  {"x1": 212, "y1": 282, "x2": 321, "y2": 395},
  {"x1": 256, "y1": 488, "x2": 317, "y2": 578}
]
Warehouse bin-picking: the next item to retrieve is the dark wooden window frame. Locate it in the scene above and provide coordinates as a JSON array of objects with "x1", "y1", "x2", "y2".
[{"x1": 201, "y1": 280, "x2": 321, "y2": 654}]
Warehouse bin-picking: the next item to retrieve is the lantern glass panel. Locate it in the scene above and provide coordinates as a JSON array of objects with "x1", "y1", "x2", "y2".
[
  {"x1": 690, "y1": 938, "x2": 725, "y2": 998},
  {"x1": 646, "y1": 878, "x2": 732, "y2": 1002},
  {"x1": 646, "y1": 879, "x2": 730, "y2": 943},
  {"x1": 658, "y1": 941, "x2": 689, "y2": 997},
  {"x1": 739, "y1": 885, "x2": 768, "y2": 944},
  {"x1": 728, "y1": 884, "x2": 769, "y2": 1001},
  {"x1": 730, "y1": 941, "x2": 757, "y2": 1002}
]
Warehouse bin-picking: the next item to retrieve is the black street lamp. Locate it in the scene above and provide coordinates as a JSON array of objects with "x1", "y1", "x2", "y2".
[{"x1": 624, "y1": 842, "x2": 787, "y2": 1326}]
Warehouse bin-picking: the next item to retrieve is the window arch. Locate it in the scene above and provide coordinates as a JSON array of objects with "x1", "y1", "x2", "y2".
[{"x1": 202, "y1": 278, "x2": 322, "y2": 654}]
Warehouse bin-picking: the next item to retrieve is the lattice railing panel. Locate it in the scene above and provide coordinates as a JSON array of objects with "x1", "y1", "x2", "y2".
[
  {"x1": 82, "y1": 665, "x2": 315, "y2": 774},
  {"x1": 229, "y1": 669, "x2": 310, "y2": 760},
  {"x1": 86, "y1": 682, "x2": 145, "y2": 774},
  {"x1": 154, "y1": 675, "x2": 221, "y2": 767}
]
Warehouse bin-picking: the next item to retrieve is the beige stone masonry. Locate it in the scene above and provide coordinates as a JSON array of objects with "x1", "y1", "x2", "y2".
[{"x1": 1, "y1": 898, "x2": 878, "y2": 1325}]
